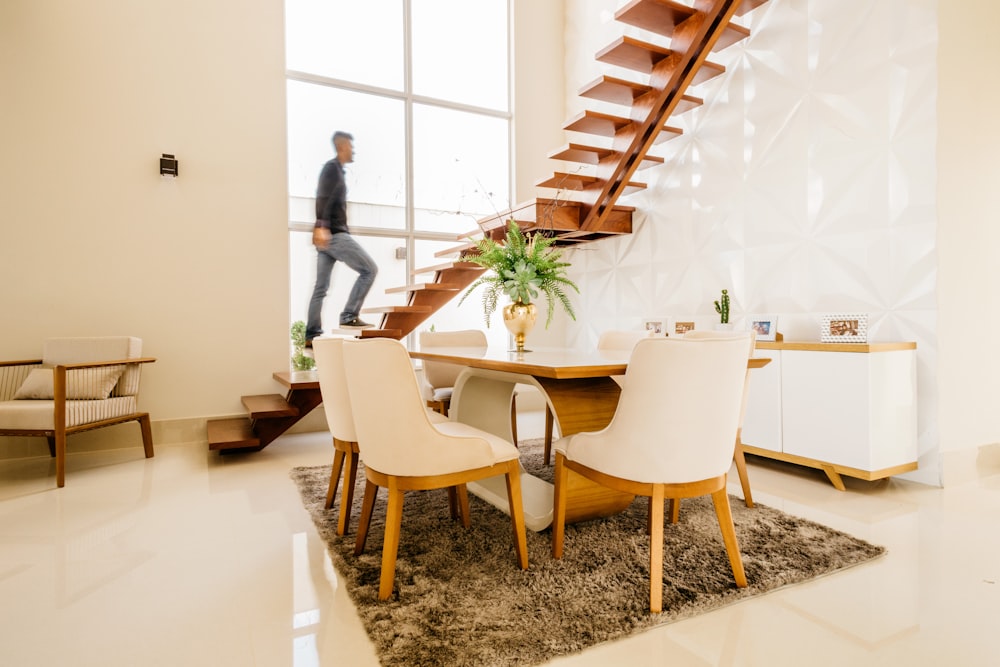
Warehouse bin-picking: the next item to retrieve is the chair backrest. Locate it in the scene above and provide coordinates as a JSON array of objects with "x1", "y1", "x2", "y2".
[
  {"x1": 418, "y1": 329, "x2": 488, "y2": 390},
  {"x1": 342, "y1": 338, "x2": 493, "y2": 476},
  {"x1": 311, "y1": 337, "x2": 357, "y2": 443},
  {"x1": 43, "y1": 336, "x2": 143, "y2": 396},
  {"x1": 596, "y1": 329, "x2": 655, "y2": 352},
  {"x1": 684, "y1": 329, "x2": 756, "y2": 426},
  {"x1": 569, "y1": 335, "x2": 753, "y2": 484}
]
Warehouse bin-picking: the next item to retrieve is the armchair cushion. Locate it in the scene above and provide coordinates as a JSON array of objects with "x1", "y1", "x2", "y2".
[
  {"x1": 0, "y1": 396, "x2": 138, "y2": 430},
  {"x1": 13, "y1": 366, "x2": 124, "y2": 400}
]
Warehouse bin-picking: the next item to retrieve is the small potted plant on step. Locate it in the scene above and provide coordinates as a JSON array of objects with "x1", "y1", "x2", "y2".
[{"x1": 290, "y1": 320, "x2": 316, "y2": 371}]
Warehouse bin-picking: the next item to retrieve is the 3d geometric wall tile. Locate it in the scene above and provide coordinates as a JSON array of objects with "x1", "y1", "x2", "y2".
[{"x1": 564, "y1": 0, "x2": 938, "y2": 483}]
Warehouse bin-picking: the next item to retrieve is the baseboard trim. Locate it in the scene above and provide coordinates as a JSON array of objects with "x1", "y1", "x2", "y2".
[{"x1": 0, "y1": 411, "x2": 331, "y2": 461}]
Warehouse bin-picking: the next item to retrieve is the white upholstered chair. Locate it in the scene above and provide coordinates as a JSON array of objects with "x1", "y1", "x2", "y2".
[
  {"x1": 540, "y1": 328, "x2": 654, "y2": 465},
  {"x1": 342, "y1": 337, "x2": 528, "y2": 601},
  {"x1": 312, "y1": 337, "x2": 447, "y2": 536},
  {"x1": 0, "y1": 336, "x2": 155, "y2": 487},
  {"x1": 683, "y1": 329, "x2": 758, "y2": 510},
  {"x1": 418, "y1": 329, "x2": 489, "y2": 417},
  {"x1": 596, "y1": 328, "x2": 657, "y2": 354},
  {"x1": 419, "y1": 329, "x2": 542, "y2": 447},
  {"x1": 311, "y1": 337, "x2": 363, "y2": 536},
  {"x1": 551, "y1": 335, "x2": 753, "y2": 613}
]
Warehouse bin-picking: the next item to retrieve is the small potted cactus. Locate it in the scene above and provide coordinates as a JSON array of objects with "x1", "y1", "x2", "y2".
[{"x1": 714, "y1": 289, "x2": 732, "y2": 330}]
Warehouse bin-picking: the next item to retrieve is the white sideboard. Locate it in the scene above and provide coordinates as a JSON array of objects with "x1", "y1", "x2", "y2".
[{"x1": 741, "y1": 341, "x2": 918, "y2": 490}]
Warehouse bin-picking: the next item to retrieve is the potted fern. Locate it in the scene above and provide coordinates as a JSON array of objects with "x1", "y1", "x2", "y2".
[{"x1": 459, "y1": 220, "x2": 579, "y2": 352}]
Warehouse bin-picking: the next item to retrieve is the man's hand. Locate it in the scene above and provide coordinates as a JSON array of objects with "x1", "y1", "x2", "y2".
[{"x1": 313, "y1": 226, "x2": 331, "y2": 250}]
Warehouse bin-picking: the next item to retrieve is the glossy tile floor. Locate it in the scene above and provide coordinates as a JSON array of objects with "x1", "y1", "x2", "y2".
[{"x1": 1, "y1": 411, "x2": 998, "y2": 667}]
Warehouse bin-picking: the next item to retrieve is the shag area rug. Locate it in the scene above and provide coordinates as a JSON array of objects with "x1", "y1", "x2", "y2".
[{"x1": 290, "y1": 439, "x2": 885, "y2": 667}]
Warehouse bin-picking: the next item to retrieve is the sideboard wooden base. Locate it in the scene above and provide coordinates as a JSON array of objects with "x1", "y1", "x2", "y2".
[{"x1": 742, "y1": 444, "x2": 918, "y2": 490}]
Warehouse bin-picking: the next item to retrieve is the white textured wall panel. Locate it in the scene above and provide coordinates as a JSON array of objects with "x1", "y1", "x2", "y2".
[{"x1": 562, "y1": 0, "x2": 939, "y2": 483}]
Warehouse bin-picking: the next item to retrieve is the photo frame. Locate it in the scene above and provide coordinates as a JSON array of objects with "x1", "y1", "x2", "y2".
[
  {"x1": 673, "y1": 320, "x2": 696, "y2": 335},
  {"x1": 748, "y1": 315, "x2": 778, "y2": 342},
  {"x1": 642, "y1": 319, "x2": 665, "y2": 335},
  {"x1": 820, "y1": 313, "x2": 868, "y2": 343}
]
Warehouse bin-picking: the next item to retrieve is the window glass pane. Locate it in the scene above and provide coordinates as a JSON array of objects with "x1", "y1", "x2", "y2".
[
  {"x1": 413, "y1": 209, "x2": 481, "y2": 237},
  {"x1": 287, "y1": 81, "x2": 406, "y2": 230},
  {"x1": 411, "y1": 0, "x2": 509, "y2": 111},
  {"x1": 290, "y1": 231, "x2": 409, "y2": 328},
  {"x1": 412, "y1": 104, "x2": 509, "y2": 232},
  {"x1": 285, "y1": 0, "x2": 403, "y2": 91}
]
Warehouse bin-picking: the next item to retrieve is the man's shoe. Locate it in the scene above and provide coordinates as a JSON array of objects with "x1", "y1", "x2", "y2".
[
  {"x1": 304, "y1": 339, "x2": 313, "y2": 348},
  {"x1": 340, "y1": 318, "x2": 375, "y2": 329}
]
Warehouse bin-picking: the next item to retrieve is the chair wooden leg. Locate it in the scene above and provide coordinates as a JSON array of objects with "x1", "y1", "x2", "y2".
[
  {"x1": 543, "y1": 408, "x2": 554, "y2": 465},
  {"x1": 326, "y1": 448, "x2": 347, "y2": 510},
  {"x1": 510, "y1": 394, "x2": 518, "y2": 445},
  {"x1": 337, "y1": 448, "x2": 359, "y2": 536},
  {"x1": 138, "y1": 413, "x2": 154, "y2": 458},
  {"x1": 711, "y1": 486, "x2": 747, "y2": 587},
  {"x1": 378, "y1": 484, "x2": 406, "y2": 600},
  {"x1": 447, "y1": 485, "x2": 471, "y2": 527},
  {"x1": 668, "y1": 498, "x2": 680, "y2": 524},
  {"x1": 503, "y1": 461, "x2": 529, "y2": 569},
  {"x1": 354, "y1": 480, "x2": 379, "y2": 557},
  {"x1": 456, "y1": 484, "x2": 471, "y2": 528},
  {"x1": 649, "y1": 485, "x2": 665, "y2": 613},
  {"x1": 733, "y1": 437, "x2": 754, "y2": 508},
  {"x1": 551, "y1": 453, "x2": 569, "y2": 558},
  {"x1": 55, "y1": 431, "x2": 67, "y2": 488}
]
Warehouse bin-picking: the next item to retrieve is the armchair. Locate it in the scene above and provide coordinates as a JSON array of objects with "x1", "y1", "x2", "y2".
[{"x1": 0, "y1": 336, "x2": 155, "y2": 487}]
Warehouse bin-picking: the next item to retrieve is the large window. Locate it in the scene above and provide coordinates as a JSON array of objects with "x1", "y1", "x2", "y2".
[{"x1": 285, "y1": 0, "x2": 511, "y2": 347}]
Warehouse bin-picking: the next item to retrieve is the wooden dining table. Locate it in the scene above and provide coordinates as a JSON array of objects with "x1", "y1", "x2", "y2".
[{"x1": 409, "y1": 345, "x2": 769, "y2": 532}]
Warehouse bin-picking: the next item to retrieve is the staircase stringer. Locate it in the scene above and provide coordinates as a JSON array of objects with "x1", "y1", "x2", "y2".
[{"x1": 580, "y1": 0, "x2": 745, "y2": 234}]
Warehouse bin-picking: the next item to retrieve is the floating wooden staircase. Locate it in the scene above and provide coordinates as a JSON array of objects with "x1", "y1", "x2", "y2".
[
  {"x1": 208, "y1": 371, "x2": 323, "y2": 453},
  {"x1": 362, "y1": 0, "x2": 770, "y2": 339},
  {"x1": 207, "y1": 0, "x2": 769, "y2": 453}
]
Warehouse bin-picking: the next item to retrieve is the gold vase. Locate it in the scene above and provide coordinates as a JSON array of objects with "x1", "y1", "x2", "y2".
[{"x1": 502, "y1": 300, "x2": 538, "y2": 353}]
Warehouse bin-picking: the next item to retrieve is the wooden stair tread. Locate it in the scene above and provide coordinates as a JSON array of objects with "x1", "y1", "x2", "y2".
[
  {"x1": 614, "y1": 0, "x2": 696, "y2": 37},
  {"x1": 564, "y1": 111, "x2": 685, "y2": 142},
  {"x1": 579, "y1": 75, "x2": 651, "y2": 106},
  {"x1": 411, "y1": 260, "x2": 484, "y2": 275},
  {"x1": 207, "y1": 417, "x2": 260, "y2": 451},
  {"x1": 272, "y1": 370, "x2": 319, "y2": 390},
  {"x1": 614, "y1": 0, "x2": 749, "y2": 51},
  {"x1": 549, "y1": 143, "x2": 664, "y2": 170},
  {"x1": 360, "y1": 328, "x2": 403, "y2": 339},
  {"x1": 535, "y1": 172, "x2": 646, "y2": 196},
  {"x1": 736, "y1": 0, "x2": 768, "y2": 17},
  {"x1": 564, "y1": 110, "x2": 633, "y2": 137},
  {"x1": 655, "y1": 126, "x2": 683, "y2": 144},
  {"x1": 596, "y1": 35, "x2": 675, "y2": 74},
  {"x1": 712, "y1": 21, "x2": 750, "y2": 51},
  {"x1": 362, "y1": 305, "x2": 432, "y2": 314},
  {"x1": 384, "y1": 282, "x2": 462, "y2": 294},
  {"x1": 241, "y1": 394, "x2": 298, "y2": 419},
  {"x1": 434, "y1": 241, "x2": 478, "y2": 257}
]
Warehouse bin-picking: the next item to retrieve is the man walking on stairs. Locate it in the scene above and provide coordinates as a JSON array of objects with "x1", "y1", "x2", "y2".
[{"x1": 306, "y1": 130, "x2": 378, "y2": 346}]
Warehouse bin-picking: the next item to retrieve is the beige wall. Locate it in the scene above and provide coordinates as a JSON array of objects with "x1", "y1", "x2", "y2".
[
  {"x1": 0, "y1": 0, "x2": 290, "y2": 427},
  {"x1": 936, "y1": 0, "x2": 1000, "y2": 457},
  {"x1": 0, "y1": 1, "x2": 569, "y2": 454}
]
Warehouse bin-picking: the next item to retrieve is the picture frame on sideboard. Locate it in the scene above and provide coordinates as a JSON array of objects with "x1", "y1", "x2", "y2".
[
  {"x1": 748, "y1": 315, "x2": 778, "y2": 342},
  {"x1": 820, "y1": 313, "x2": 868, "y2": 343}
]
